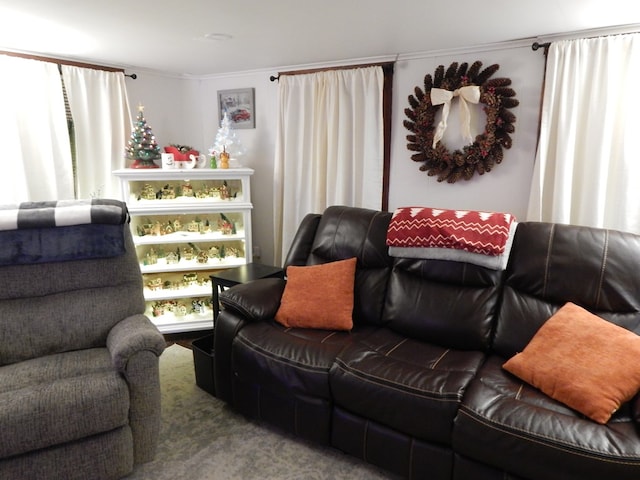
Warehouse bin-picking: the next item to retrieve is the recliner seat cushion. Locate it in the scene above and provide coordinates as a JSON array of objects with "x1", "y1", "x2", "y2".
[
  {"x1": 232, "y1": 321, "x2": 377, "y2": 400},
  {"x1": 330, "y1": 327, "x2": 485, "y2": 444},
  {"x1": 453, "y1": 356, "x2": 640, "y2": 480},
  {"x1": 0, "y1": 348, "x2": 129, "y2": 458}
]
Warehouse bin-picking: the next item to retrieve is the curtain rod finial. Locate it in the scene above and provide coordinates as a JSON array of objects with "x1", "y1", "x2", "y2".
[{"x1": 532, "y1": 41, "x2": 551, "y2": 52}]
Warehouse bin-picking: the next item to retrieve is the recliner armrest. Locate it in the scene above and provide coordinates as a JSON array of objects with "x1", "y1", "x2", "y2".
[
  {"x1": 219, "y1": 277, "x2": 286, "y2": 321},
  {"x1": 107, "y1": 314, "x2": 166, "y2": 372}
]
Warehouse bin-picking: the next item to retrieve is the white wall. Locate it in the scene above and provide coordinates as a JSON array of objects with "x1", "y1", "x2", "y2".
[
  {"x1": 124, "y1": 72, "x2": 192, "y2": 147},
  {"x1": 190, "y1": 72, "x2": 280, "y2": 267},
  {"x1": 390, "y1": 44, "x2": 546, "y2": 216},
  {"x1": 126, "y1": 41, "x2": 546, "y2": 266}
]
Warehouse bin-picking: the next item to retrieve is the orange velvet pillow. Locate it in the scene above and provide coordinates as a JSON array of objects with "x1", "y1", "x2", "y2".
[
  {"x1": 274, "y1": 257, "x2": 356, "y2": 331},
  {"x1": 503, "y1": 302, "x2": 640, "y2": 424}
]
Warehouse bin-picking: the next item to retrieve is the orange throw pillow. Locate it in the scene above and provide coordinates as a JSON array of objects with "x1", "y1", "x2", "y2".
[
  {"x1": 274, "y1": 257, "x2": 356, "y2": 331},
  {"x1": 503, "y1": 302, "x2": 640, "y2": 424}
]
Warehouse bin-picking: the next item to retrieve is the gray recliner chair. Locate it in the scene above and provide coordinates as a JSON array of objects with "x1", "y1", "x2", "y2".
[{"x1": 0, "y1": 199, "x2": 165, "y2": 480}]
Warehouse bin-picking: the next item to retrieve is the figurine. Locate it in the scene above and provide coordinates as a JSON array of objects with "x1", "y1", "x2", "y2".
[
  {"x1": 139, "y1": 184, "x2": 156, "y2": 200},
  {"x1": 219, "y1": 147, "x2": 229, "y2": 169}
]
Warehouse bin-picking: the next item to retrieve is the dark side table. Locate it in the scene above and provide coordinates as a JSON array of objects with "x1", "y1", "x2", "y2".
[{"x1": 210, "y1": 262, "x2": 284, "y2": 323}]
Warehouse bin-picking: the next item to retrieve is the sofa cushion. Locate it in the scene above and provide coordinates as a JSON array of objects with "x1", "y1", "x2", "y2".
[
  {"x1": 0, "y1": 227, "x2": 145, "y2": 366},
  {"x1": 233, "y1": 321, "x2": 378, "y2": 400},
  {"x1": 454, "y1": 356, "x2": 640, "y2": 480},
  {"x1": 384, "y1": 257, "x2": 503, "y2": 351},
  {"x1": 300, "y1": 206, "x2": 393, "y2": 327},
  {"x1": 275, "y1": 257, "x2": 356, "y2": 330},
  {"x1": 492, "y1": 222, "x2": 640, "y2": 360},
  {"x1": 231, "y1": 321, "x2": 379, "y2": 444},
  {"x1": 330, "y1": 327, "x2": 485, "y2": 445},
  {"x1": 503, "y1": 302, "x2": 640, "y2": 424},
  {"x1": 0, "y1": 348, "x2": 129, "y2": 458}
]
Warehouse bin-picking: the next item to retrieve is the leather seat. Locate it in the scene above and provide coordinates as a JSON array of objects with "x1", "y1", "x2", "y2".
[
  {"x1": 231, "y1": 320, "x2": 378, "y2": 444},
  {"x1": 453, "y1": 356, "x2": 640, "y2": 480},
  {"x1": 331, "y1": 328, "x2": 485, "y2": 444}
]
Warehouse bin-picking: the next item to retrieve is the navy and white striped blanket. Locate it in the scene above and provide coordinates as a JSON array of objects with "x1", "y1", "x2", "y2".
[
  {"x1": 0, "y1": 199, "x2": 128, "y2": 231},
  {"x1": 0, "y1": 199, "x2": 130, "y2": 265}
]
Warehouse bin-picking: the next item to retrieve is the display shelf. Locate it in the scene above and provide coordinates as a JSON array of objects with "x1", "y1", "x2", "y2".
[
  {"x1": 133, "y1": 229, "x2": 246, "y2": 246},
  {"x1": 114, "y1": 167, "x2": 254, "y2": 333},
  {"x1": 126, "y1": 202, "x2": 251, "y2": 216},
  {"x1": 144, "y1": 284, "x2": 212, "y2": 301},
  {"x1": 140, "y1": 257, "x2": 247, "y2": 274},
  {"x1": 144, "y1": 305, "x2": 214, "y2": 334}
]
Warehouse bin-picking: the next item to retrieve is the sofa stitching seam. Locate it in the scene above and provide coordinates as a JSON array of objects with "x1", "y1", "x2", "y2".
[
  {"x1": 384, "y1": 338, "x2": 407, "y2": 356},
  {"x1": 596, "y1": 230, "x2": 608, "y2": 309},
  {"x1": 431, "y1": 349, "x2": 450, "y2": 370}
]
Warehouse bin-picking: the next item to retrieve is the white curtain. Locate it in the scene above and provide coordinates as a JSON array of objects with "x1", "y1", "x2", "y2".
[
  {"x1": 273, "y1": 66, "x2": 384, "y2": 264},
  {"x1": 527, "y1": 34, "x2": 640, "y2": 233},
  {"x1": 0, "y1": 55, "x2": 74, "y2": 203},
  {"x1": 62, "y1": 66, "x2": 132, "y2": 199}
]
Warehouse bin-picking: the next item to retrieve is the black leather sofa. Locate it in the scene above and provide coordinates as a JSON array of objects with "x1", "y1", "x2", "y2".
[{"x1": 214, "y1": 205, "x2": 640, "y2": 480}]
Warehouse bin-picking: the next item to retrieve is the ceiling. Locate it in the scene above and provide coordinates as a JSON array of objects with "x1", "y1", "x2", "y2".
[{"x1": 1, "y1": 1, "x2": 639, "y2": 77}]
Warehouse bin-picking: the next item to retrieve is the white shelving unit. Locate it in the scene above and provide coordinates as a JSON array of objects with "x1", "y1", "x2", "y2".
[{"x1": 113, "y1": 168, "x2": 254, "y2": 334}]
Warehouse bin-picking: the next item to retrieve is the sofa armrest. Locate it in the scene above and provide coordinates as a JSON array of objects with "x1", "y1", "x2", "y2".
[
  {"x1": 216, "y1": 278, "x2": 285, "y2": 403},
  {"x1": 219, "y1": 277, "x2": 286, "y2": 322},
  {"x1": 107, "y1": 314, "x2": 166, "y2": 372},
  {"x1": 214, "y1": 309, "x2": 247, "y2": 403},
  {"x1": 633, "y1": 393, "x2": 640, "y2": 423}
]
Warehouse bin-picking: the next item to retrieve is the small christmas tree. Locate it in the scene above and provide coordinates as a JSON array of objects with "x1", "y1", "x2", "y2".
[
  {"x1": 209, "y1": 112, "x2": 245, "y2": 165},
  {"x1": 126, "y1": 105, "x2": 161, "y2": 168}
]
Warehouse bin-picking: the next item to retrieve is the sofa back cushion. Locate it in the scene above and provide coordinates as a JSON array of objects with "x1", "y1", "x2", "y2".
[
  {"x1": 493, "y1": 222, "x2": 640, "y2": 358},
  {"x1": 0, "y1": 225, "x2": 145, "y2": 365},
  {"x1": 384, "y1": 256, "x2": 504, "y2": 351},
  {"x1": 285, "y1": 205, "x2": 393, "y2": 327}
]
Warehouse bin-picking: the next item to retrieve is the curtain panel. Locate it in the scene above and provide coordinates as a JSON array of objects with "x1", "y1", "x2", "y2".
[
  {"x1": 0, "y1": 54, "x2": 132, "y2": 204},
  {"x1": 273, "y1": 66, "x2": 384, "y2": 264},
  {"x1": 527, "y1": 34, "x2": 640, "y2": 233},
  {"x1": 0, "y1": 55, "x2": 74, "y2": 203},
  {"x1": 61, "y1": 66, "x2": 132, "y2": 199}
]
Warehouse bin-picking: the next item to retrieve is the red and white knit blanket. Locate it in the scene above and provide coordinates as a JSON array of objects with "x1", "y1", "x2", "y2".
[{"x1": 386, "y1": 207, "x2": 516, "y2": 256}]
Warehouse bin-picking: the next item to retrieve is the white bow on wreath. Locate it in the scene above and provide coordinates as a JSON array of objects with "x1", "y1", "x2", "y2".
[{"x1": 430, "y1": 86, "x2": 480, "y2": 148}]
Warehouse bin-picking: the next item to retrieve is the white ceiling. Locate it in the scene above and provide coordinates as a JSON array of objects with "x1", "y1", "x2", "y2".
[{"x1": 1, "y1": 1, "x2": 639, "y2": 76}]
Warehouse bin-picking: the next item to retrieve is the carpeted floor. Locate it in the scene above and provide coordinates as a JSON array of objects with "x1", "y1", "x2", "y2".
[{"x1": 124, "y1": 344, "x2": 397, "y2": 479}]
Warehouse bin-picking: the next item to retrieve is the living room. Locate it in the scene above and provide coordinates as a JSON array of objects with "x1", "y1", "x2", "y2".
[{"x1": 2, "y1": 1, "x2": 640, "y2": 479}]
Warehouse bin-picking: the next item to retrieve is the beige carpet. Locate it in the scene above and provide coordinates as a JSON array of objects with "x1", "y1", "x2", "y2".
[{"x1": 124, "y1": 344, "x2": 397, "y2": 479}]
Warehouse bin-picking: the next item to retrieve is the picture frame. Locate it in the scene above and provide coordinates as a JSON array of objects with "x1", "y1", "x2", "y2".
[{"x1": 217, "y1": 88, "x2": 255, "y2": 129}]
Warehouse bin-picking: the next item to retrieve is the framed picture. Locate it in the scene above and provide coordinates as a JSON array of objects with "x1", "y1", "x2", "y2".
[{"x1": 218, "y1": 88, "x2": 255, "y2": 129}]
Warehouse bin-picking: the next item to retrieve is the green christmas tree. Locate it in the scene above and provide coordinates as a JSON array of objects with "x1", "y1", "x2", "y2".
[{"x1": 126, "y1": 104, "x2": 161, "y2": 168}]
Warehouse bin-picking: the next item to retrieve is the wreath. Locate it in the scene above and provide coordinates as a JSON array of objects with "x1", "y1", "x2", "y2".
[{"x1": 404, "y1": 61, "x2": 518, "y2": 183}]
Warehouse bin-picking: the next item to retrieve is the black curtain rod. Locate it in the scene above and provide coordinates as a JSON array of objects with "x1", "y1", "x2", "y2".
[
  {"x1": 269, "y1": 61, "x2": 394, "y2": 82},
  {"x1": 125, "y1": 73, "x2": 137, "y2": 79}
]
